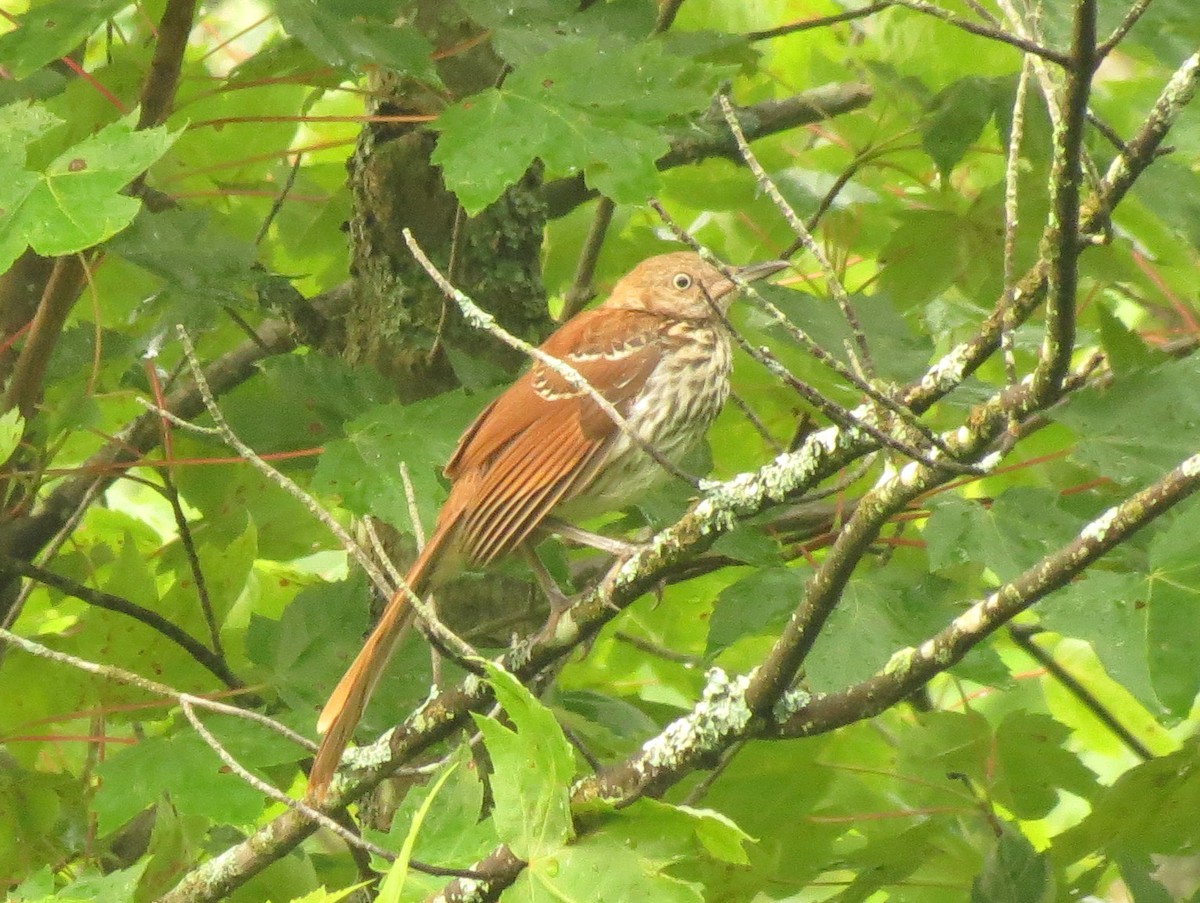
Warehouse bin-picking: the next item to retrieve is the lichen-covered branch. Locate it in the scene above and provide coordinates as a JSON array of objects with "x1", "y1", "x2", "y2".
[
  {"x1": 782, "y1": 449, "x2": 1200, "y2": 737},
  {"x1": 1032, "y1": 0, "x2": 1095, "y2": 401}
]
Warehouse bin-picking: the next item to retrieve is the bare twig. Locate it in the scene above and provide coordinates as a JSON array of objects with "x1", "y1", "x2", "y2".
[
  {"x1": 398, "y1": 462, "x2": 426, "y2": 549},
  {"x1": 1097, "y1": 0, "x2": 1156, "y2": 59},
  {"x1": 727, "y1": 390, "x2": 783, "y2": 454},
  {"x1": 717, "y1": 93, "x2": 875, "y2": 378},
  {"x1": 1000, "y1": 55, "x2": 1032, "y2": 394},
  {"x1": 146, "y1": 344, "x2": 481, "y2": 666},
  {"x1": 178, "y1": 698, "x2": 400, "y2": 862},
  {"x1": 747, "y1": 3, "x2": 889, "y2": 41},
  {"x1": 167, "y1": 329, "x2": 394, "y2": 598},
  {"x1": 0, "y1": 626, "x2": 312, "y2": 749},
  {"x1": 542, "y1": 84, "x2": 874, "y2": 218},
  {"x1": 160, "y1": 469, "x2": 222, "y2": 655},
  {"x1": 783, "y1": 448, "x2": 1200, "y2": 737},
  {"x1": 560, "y1": 198, "x2": 614, "y2": 321},
  {"x1": 1007, "y1": 625, "x2": 1154, "y2": 761},
  {"x1": 890, "y1": 0, "x2": 1071, "y2": 66},
  {"x1": 0, "y1": 553, "x2": 247, "y2": 693}
]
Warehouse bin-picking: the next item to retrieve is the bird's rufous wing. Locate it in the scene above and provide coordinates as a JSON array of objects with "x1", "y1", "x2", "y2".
[{"x1": 441, "y1": 308, "x2": 664, "y2": 565}]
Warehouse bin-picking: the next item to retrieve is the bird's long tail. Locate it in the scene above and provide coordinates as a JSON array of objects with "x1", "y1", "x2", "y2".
[{"x1": 306, "y1": 531, "x2": 447, "y2": 803}]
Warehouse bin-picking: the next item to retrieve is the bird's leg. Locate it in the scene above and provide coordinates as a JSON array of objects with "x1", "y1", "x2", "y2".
[
  {"x1": 519, "y1": 545, "x2": 574, "y2": 636},
  {"x1": 541, "y1": 517, "x2": 642, "y2": 558}
]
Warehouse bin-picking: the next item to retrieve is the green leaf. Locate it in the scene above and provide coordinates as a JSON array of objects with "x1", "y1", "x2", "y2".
[
  {"x1": 93, "y1": 729, "x2": 264, "y2": 834},
  {"x1": 377, "y1": 758, "x2": 462, "y2": 903},
  {"x1": 0, "y1": 408, "x2": 26, "y2": 463},
  {"x1": 1146, "y1": 501, "x2": 1200, "y2": 716},
  {"x1": 246, "y1": 574, "x2": 381, "y2": 715},
  {"x1": 1053, "y1": 357, "x2": 1200, "y2": 485},
  {"x1": 107, "y1": 207, "x2": 261, "y2": 327},
  {"x1": 878, "y1": 209, "x2": 969, "y2": 308},
  {"x1": 0, "y1": 112, "x2": 180, "y2": 269},
  {"x1": 458, "y1": 0, "x2": 656, "y2": 65},
  {"x1": 991, "y1": 712, "x2": 1098, "y2": 819},
  {"x1": 274, "y1": 0, "x2": 438, "y2": 83},
  {"x1": 0, "y1": 100, "x2": 60, "y2": 158},
  {"x1": 972, "y1": 827, "x2": 1055, "y2": 903},
  {"x1": 1052, "y1": 740, "x2": 1200, "y2": 864},
  {"x1": 368, "y1": 745, "x2": 495, "y2": 872},
  {"x1": 313, "y1": 391, "x2": 486, "y2": 529},
  {"x1": 805, "y1": 566, "x2": 965, "y2": 692},
  {"x1": 473, "y1": 662, "x2": 575, "y2": 859},
  {"x1": 218, "y1": 352, "x2": 391, "y2": 454},
  {"x1": 285, "y1": 885, "x2": 368, "y2": 903},
  {"x1": 1040, "y1": 570, "x2": 1161, "y2": 712},
  {"x1": 672, "y1": 804, "x2": 754, "y2": 865},
  {"x1": 1095, "y1": 301, "x2": 1164, "y2": 375},
  {"x1": 707, "y1": 566, "x2": 806, "y2": 657},
  {"x1": 433, "y1": 37, "x2": 716, "y2": 213},
  {"x1": 924, "y1": 488, "x2": 1081, "y2": 582},
  {"x1": 515, "y1": 833, "x2": 703, "y2": 903},
  {"x1": 0, "y1": 0, "x2": 132, "y2": 80},
  {"x1": 922, "y1": 76, "x2": 998, "y2": 180}
]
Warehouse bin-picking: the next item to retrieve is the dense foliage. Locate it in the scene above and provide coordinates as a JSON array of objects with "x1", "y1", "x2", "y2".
[{"x1": 0, "y1": 1, "x2": 1198, "y2": 901}]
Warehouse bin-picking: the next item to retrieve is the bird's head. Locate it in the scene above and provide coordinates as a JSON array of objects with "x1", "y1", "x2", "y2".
[{"x1": 602, "y1": 251, "x2": 787, "y2": 320}]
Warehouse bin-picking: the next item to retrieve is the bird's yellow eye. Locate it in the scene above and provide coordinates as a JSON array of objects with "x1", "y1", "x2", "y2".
[{"x1": 672, "y1": 272, "x2": 693, "y2": 290}]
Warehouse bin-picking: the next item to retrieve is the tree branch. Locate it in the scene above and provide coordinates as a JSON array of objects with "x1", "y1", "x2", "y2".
[
  {"x1": 542, "y1": 84, "x2": 874, "y2": 218},
  {"x1": 0, "y1": 553, "x2": 249, "y2": 694}
]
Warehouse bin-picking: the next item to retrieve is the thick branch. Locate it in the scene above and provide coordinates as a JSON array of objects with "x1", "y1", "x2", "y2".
[
  {"x1": 1032, "y1": 0, "x2": 1095, "y2": 400},
  {"x1": 137, "y1": 0, "x2": 197, "y2": 129},
  {"x1": 2, "y1": 256, "x2": 88, "y2": 418}
]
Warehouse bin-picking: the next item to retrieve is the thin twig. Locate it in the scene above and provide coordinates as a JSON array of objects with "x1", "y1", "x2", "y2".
[
  {"x1": 1007, "y1": 625, "x2": 1154, "y2": 761},
  {"x1": 398, "y1": 461, "x2": 426, "y2": 549},
  {"x1": 717, "y1": 93, "x2": 875, "y2": 379},
  {"x1": 890, "y1": 0, "x2": 1070, "y2": 67},
  {"x1": 681, "y1": 740, "x2": 746, "y2": 805},
  {"x1": 161, "y1": 468, "x2": 223, "y2": 655},
  {"x1": 178, "y1": 698, "x2": 399, "y2": 862},
  {"x1": 613, "y1": 631, "x2": 700, "y2": 666},
  {"x1": 163, "y1": 329, "x2": 394, "y2": 599},
  {"x1": 727, "y1": 391, "x2": 783, "y2": 454},
  {"x1": 142, "y1": 356, "x2": 483, "y2": 668},
  {"x1": 0, "y1": 625, "x2": 313, "y2": 749},
  {"x1": 995, "y1": 0, "x2": 1063, "y2": 132},
  {"x1": 1001, "y1": 55, "x2": 1032, "y2": 396},
  {"x1": 746, "y1": 2, "x2": 889, "y2": 41},
  {"x1": 254, "y1": 151, "x2": 304, "y2": 246},
  {"x1": 560, "y1": 198, "x2": 614, "y2": 321},
  {"x1": 1096, "y1": 0, "x2": 1156, "y2": 60}
]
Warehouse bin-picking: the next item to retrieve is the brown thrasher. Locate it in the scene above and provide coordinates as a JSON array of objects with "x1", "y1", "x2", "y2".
[{"x1": 307, "y1": 251, "x2": 786, "y2": 801}]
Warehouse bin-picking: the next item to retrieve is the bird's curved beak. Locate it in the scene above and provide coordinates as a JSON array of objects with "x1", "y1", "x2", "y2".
[{"x1": 733, "y1": 260, "x2": 790, "y2": 283}]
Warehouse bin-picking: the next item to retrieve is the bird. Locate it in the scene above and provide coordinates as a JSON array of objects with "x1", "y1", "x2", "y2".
[{"x1": 307, "y1": 250, "x2": 787, "y2": 802}]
